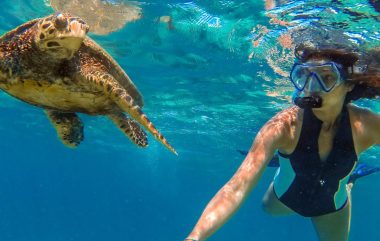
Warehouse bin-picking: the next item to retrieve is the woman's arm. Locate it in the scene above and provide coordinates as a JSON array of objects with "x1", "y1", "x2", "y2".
[
  {"x1": 184, "y1": 111, "x2": 290, "y2": 241},
  {"x1": 350, "y1": 105, "x2": 380, "y2": 152}
]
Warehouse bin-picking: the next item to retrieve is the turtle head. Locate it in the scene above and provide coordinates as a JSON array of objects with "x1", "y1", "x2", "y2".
[{"x1": 34, "y1": 13, "x2": 89, "y2": 59}]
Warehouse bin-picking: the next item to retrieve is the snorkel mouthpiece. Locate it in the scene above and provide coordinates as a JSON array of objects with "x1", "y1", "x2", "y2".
[
  {"x1": 292, "y1": 90, "x2": 323, "y2": 109},
  {"x1": 294, "y1": 96, "x2": 323, "y2": 109}
]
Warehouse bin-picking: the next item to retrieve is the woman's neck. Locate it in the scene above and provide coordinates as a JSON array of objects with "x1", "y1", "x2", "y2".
[{"x1": 312, "y1": 101, "x2": 345, "y2": 130}]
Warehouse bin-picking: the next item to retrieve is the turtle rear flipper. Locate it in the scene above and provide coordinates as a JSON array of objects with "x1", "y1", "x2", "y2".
[
  {"x1": 45, "y1": 110, "x2": 84, "y2": 148},
  {"x1": 108, "y1": 112, "x2": 148, "y2": 147}
]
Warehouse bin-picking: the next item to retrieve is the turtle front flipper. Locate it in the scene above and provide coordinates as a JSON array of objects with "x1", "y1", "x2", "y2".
[
  {"x1": 113, "y1": 95, "x2": 177, "y2": 155},
  {"x1": 108, "y1": 112, "x2": 148, "y2": 148},
  {"x1": 83, "y1": 72, "x2": 177, "y2": 155},
  {"x1": 45, "y1": 110, "x2": 84, "y2": 148}
]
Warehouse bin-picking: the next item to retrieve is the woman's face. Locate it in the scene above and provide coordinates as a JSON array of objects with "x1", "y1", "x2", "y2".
[{"x1": 301, "y1": 58, "x2": 354, "y2": 110}]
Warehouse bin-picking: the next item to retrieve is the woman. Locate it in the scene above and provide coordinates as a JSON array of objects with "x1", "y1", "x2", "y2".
[{"x1": 184, "y1": 45, "x2": 380, "y2": 241}]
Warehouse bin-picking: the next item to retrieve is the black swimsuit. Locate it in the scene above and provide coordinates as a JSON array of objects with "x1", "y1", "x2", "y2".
[{"x1": 273, "y1": 105, "x2": 357, "y2": 217}]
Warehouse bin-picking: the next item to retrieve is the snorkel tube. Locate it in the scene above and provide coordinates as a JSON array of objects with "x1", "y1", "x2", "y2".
[{"x1": 293, "y1": 90, "x2": 323, "y2": 109}]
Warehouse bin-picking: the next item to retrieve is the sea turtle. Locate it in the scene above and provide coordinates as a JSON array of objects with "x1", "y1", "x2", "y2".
[{"x1": 0, "y1": 13, "x2": 177, "y2": 154}]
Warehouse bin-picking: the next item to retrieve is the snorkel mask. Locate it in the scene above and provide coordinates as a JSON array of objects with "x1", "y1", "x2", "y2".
[{"x1": 290, "y1": 61, "x2": 346, "y2": 109}]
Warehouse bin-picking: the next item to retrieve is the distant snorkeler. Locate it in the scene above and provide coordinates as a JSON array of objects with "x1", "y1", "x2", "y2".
[{"x1": 184, "y1": 44, "x2": 380, "y2": 241}]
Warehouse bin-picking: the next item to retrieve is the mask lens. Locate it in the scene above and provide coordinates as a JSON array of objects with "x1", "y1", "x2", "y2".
[{"x1": 290, "y1": 65, "x2": 310, "y2": 90}]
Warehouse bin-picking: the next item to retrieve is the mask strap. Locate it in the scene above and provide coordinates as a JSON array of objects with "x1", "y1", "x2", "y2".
[{"x1": 348, "y1": 65, "x2": 367, "y2": 74}]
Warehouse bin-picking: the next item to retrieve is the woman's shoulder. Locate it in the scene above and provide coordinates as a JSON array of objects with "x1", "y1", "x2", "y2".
[
  {"x1": 262, "y1": 106, "x2": 303, "y2": 146},
  {"x1": 347, "y1": 104, "x2": 378, "y2": 119},
  {"x1": 270, "y1": 106, "x2": 303, "y2": 127},
  {"x1": 347, "y1": 103, "x2": 380, "y2": 152}
]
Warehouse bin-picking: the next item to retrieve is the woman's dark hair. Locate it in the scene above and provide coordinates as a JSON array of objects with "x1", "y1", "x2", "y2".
[{"x1": 294, "y1": 44, "x2": 380, "y2": 102}]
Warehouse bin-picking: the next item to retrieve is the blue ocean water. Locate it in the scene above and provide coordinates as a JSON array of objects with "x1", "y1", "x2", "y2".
[{"x1": 0, "y1": 0, "x2": 379, "y2": 241}]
